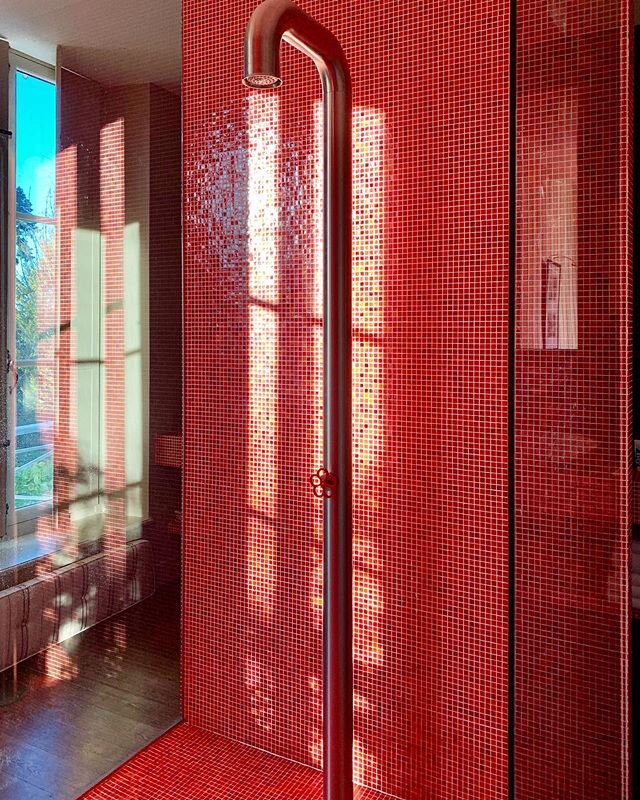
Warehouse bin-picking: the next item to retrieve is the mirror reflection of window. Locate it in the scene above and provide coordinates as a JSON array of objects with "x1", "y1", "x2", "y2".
[
  {"x1": 519, "y1": 90, "x2": 578, "y2": 351},
  {"x1": 543, "y1": 258, "x2": 561, "y2": 349}
]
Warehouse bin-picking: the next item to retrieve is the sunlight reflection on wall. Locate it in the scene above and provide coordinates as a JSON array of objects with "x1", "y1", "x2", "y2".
[
  {"x1": 246, "y1": 93, "x2": 279, "y2": 735},
  {"x1": 308, "y1": 100, "x2": 325, "y2": 770},
  {"x1": 46, "y1": 143, "x2": 78, "y2": 558},
  {"x1": 308, "y1": 104, "x2": 385, "y2": 788},
  {"x1": 97, "y1": 116, "x2": 129, "y2": 658}
]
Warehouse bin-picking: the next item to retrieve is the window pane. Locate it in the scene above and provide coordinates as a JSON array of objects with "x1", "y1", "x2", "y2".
[
  {"x1": 15, "y1": 220, "x2": 56, "y2": 361},
  {"x1": 15, "y1": 71, "x2": 56, "y2": 218},
  {"x1": 15, "y1": 364, "x2": 54, "y2": 508},
  {"x1": 15, "y1": 218, "x2": 55, "y2": 510}
]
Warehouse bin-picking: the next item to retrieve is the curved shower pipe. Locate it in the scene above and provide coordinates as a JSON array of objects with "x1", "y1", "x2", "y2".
[{"x1": 243, "y1": 2, "x2": 353, "y2": 798}]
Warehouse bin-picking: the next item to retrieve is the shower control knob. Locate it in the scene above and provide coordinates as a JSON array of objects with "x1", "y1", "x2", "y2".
[{"x1": 310, "y1": 467, "x2": 337, "y2": 498}]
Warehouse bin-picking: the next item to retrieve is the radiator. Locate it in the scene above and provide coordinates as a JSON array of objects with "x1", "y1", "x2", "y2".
[{"x1": 0, "y1": 538, "x2": 155, "y2": 672}]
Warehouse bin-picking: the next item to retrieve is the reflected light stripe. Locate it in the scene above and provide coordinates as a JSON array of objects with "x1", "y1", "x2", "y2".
[
  {"x1": 247, "y1": 93, "x2": 279, "y2": 621},
  {"x1": 310, "y1": 101, "x2": 324, "y2": 640},
  {"x1": 352, "y1": 108, "x2": 385, "y2": 673},
  {"x1": 308, "y1": 106, "x2": 386, "y2": 782},
  {"x1": 351, "y1": 105, "x2": 385, "y2": 790}
]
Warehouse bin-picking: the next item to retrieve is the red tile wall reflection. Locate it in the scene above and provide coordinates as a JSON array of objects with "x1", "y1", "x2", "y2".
[
  {"x1": 182, "y1": 1, "x2": 511, "y2": 797},
  {"x1": 47, "y1": 74, "x2": 182, "y2": 690},
  {"x1": 56, "y1": 68, "x2": 102, "y2": 555},
  {"x1": 515, "y1": 1, "x2": 631, "y2": 798}
]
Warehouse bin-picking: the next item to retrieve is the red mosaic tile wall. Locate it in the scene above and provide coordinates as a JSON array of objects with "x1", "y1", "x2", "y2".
[
  {"x1": 514, "y1": 0, "x2": 632, "y2": 797},
  {"x1": 182, "y1": 1, "x2": 511, "y2": 797},
  {"x1": 99, "y1": 92, "x2": 127, "y2": 569},
  {"x1": 55, "y1": 73, "x2": 133, "y2": 598},
  {"x1": 55, "y1": 67, "x2": 102, "y2": 556},
  {"x1": 56, "y1": 73, "x2": 182, "y2": 590},
  {"x1": 56, "y1": 70, "x2": 130, "y2": 570},
  {"x1": 38, "y1": 67, "x2": 129, "y2": 681}
]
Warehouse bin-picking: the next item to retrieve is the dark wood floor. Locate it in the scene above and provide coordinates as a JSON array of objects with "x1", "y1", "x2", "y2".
[{"x1": 0, "y1": 582, "x2": 181, "y2": 800}]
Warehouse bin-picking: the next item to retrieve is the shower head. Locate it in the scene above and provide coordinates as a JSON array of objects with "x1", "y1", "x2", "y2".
[
  {"x1": 243, "y1": 0, "x2": 287, "y2": 89},
  {"x1": 242, "y1": 73, "x2": 282, "y2": 89},
  {"x1": 243, "y1": 0, "x2": 349, "y2": 94}
]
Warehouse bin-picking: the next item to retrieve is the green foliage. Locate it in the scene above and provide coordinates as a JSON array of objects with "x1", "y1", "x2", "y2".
[
  {"x1": 16, "y1": 187, "x2": 46, "y2": 360},
  {"x1": 14, "y1": 185, "x2": 54, "y2": 504},
  {"x1": 15, "y1": 456, "x2": 53, "y2": 508}
]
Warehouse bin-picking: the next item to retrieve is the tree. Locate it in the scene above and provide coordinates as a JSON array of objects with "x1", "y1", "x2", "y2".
[
  {"x1": 16, "y1": 186, "x2": 45, "y2": 360},
  {"x1": 14, "y1": 185, "x2": 55, "y2": 505}
]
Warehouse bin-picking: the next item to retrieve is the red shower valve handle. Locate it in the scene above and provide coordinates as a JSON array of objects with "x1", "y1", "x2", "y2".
[{"x1": 310, "y1": 467, "x2": 337, "y2": 498}]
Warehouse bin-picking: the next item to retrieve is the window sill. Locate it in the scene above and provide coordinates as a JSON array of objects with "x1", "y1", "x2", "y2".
[{"x1": 0, "y1": 532, "x2": 59, "y2": 572}]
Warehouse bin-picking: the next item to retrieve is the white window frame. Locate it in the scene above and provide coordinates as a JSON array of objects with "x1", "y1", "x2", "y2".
[{"x1": 6, "y1": 51, "x2": 56, "y2": 536}]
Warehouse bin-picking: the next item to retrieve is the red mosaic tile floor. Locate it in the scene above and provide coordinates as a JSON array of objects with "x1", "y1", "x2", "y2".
[{"x1": 80, "y1": 723, "x2": 392, "y2": 799}]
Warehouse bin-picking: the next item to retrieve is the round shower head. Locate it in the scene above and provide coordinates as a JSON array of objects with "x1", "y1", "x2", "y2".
[{"x1": 243, "y1": 73, "x2": 282, "y2": 88}]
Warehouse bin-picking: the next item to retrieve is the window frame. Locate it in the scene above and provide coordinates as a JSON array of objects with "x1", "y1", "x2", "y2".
[{"x1": 6, "y1": 50, "x2": 56, "y2": 534}]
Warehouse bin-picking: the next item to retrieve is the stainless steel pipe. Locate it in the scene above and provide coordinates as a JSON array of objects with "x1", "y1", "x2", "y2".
[{"x1": 243, "y1": 3, "x2": 353, "y2": 798}]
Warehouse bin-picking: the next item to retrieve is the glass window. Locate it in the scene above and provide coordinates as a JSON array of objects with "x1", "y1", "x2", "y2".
[
  {"x1": 15, "y1": 71, "x2": 56, "y2": 219},
  {"x1": 13, "y1": 68, "x2": 56, "y2": 514}
]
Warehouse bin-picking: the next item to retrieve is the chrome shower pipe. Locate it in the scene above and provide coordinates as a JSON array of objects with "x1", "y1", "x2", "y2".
[{"x1": 243, "y1": 3, "x2": 353, "y2": 799}]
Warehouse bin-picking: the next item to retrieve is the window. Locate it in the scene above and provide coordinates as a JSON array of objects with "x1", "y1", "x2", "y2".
[
  {"x1": 7, "y1": 53, "x2": 56, "y2": 533},
  {"x1": 518, "y1": 88, "x2": 578, "y2": 351}
]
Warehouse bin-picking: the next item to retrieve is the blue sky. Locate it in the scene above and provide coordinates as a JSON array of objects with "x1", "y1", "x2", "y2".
[{"x1": 15, "y1": 70, "x2": 56, "y2": 218}]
